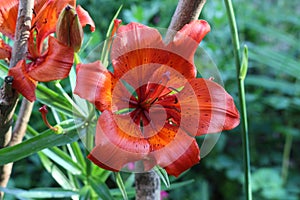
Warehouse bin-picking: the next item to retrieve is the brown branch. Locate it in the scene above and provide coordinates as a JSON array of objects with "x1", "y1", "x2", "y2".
[
  {"x1": 0, "y1": 77, "x2": 18, "y2": 148},
  {"x1": 135, "y1": 0, "x2": 207, "y2": 199},
  {"x1": 10, "y1": 98, "x2": 34, "y2": 146},
  {"x1": 135, "y1": 171, "x2": 160, "y2": 200},
  {"x1": 165, "y1": 0, "x2": 206, "y2": 42},
  {"x1": 0, "y1": 0, "x2": 34, "y2": 198}
]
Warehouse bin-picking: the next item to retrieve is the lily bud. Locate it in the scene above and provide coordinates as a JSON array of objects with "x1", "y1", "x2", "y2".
[{"x1": 56, "y1": 5, "x2": 83, "y2": 52}]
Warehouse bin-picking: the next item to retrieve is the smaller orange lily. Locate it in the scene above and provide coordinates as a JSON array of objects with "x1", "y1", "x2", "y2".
[{"x1": 0, "y1": 0, "x2": 95, "y2": 101}]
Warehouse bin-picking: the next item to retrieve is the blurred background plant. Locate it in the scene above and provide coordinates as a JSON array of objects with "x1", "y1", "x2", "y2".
[{"x1": 0, "y1": 0, "x2": 299, "y2": 199}]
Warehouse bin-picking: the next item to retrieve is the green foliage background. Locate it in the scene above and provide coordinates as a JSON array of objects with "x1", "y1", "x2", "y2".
[{"x1": 1, "y1": 0, "x2": 299, "y2": 199}]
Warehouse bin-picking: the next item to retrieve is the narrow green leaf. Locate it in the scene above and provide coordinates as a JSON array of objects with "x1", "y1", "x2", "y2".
[
  {"x1": 115, "y1": 172, "x2": 128, "y2": 200},
  {"x1": 69, "y1": 65, "x2": 77, "y2": 92},
  {"x1": 38, "y1": 152, "x2": 75, "y2": 190},
  {"x1": 42, "y1": 147, "x2": 82, "y2": 175},
  {"x1": 154, "y1": 166, "x2": 170, "y2": 188},
  {"x1": 0, "y1": 187, "x2": 78, "y2": 199},
  {"x1": 249, "y1": 46, "x2": 300, "y2": 78},
  {"x1": 0, "y1": 120, "x2": 81, "y2": 165},
  {"x1": 239, "y1": 45, "x2": 248, "y2": 80},
  {"x1": 0, "y1": 62, "x2": 8, "y2": 78},
  {"x1": 101, "y1": 5, "x2": 123, "y2": 66},
  {"x1": 36, "y1": 84, "x2": 80, "y2": 118},
  {"x1": 67, "y1": 142, "x2": 86, "y2": 169},
  {"x1": 79, "y1": 185, "x2": 91, "y2": 200},
  {"x1": 161, "y1": 179, "x2": 195, "y2": 191},
  {"x1": 246, "y1": 75, "x2": 297, "y2": 95},
  {"x1": 124, "y1": 173, "x2": 135, "y2": 188},
  {"x1": 55, "y1": 81, "x2": 87, "y2": 118},
  {"x1": 89, "y1": 178, "x2": 114, "y2": 200},
  {"x1": 91, "y1": 165, "x2": 112, "y2": 183},
  {"x1": 244, "y1": 22, "x2": 299, "y2": 49},
  {"x1": 110, "y1": 188, "x2": 135, "y2": 199}
]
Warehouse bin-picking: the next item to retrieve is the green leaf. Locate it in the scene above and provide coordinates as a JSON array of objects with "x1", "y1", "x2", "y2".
[
  {"x1": 110, "y1": 188, "x2": 135, "y2": 199},
  {"x1": 91, "y1": 165, "x2": 112, "y2": 183},
  {"x1": 89, "y1": 178, "x2": 114, "y2": 200},
  {"x1": 244, "y1": 22, "x2": 299, "y2": 49},
  {"x1": 55, "y1": 81, "x2": 87, "y2": 118},
  {"x1": 154, "y1": 166, "x2": 170, "y2": 188},
  {"x1": 0, "y1": 120, "x2": 81, "y2": 165},
  {"x1": 124, "y1": 173, "x2": 135, "y2": 188},
  {"x1": 246, "y1": 75, "x2": 297, "y2": 95},
  {"x1": 38, "y1": 152, "x2": 75, "y2": 190},
  {"x1": 36, "y1": 84, "x2": 81, "y2": 118},
  {"x1": 115, "y1": 172, "x2": 128, "y2": 200},
  {"x1": 67, "y1": 142, "x2": 86, "y2": 169},
  {"x1": 249, "y1": 46, "x2": 300, "y2": 78},
  {"x1": 0, "y1": 62, "x2": 8, "y2": 78},
  {"x1": 69, "y1": 65, "x2": 77, "y2": 92},
  {"x1": 161, "y1": 179, "x2": 195, "y2": 191},
  {"x1": 42, "y1": 147, "x2": 83, "y2": 175},
  {"x1": 101, "y1": 5, "x2": 123, "y2": 66},
  {"x1": 251, "y1": 168, "x2": 283, "y2": 192},
  {"x1": 79, "y1": 185, "x2": 91, "y2": 200},
  {"x1": 0, "y1": 187, "x2": 78, "y2": 199}
]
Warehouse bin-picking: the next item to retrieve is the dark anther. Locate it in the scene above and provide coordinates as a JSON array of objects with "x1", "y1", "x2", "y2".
[
  {"x1": 4, "y1": 76, "x2": 14, "y2": 84},
  {"x1": 32, "y1": 8, "x2": 36, "y2": 16},
  {"x1": 65, "y1": 5, "x2": 71, "y2": 11},
  {"x1": 174, "y1": 98, "x2": 178, "y2": 104}
]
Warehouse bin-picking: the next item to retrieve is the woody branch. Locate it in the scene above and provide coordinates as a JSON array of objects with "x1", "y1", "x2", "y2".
[{"x1": 0, "y1": 0, "x2": 34, "y2": 198}]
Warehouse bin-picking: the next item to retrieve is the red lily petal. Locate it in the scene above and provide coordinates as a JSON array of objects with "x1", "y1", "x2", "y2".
[
  {"x1": 111, "y1": 77, "x2": 137, "y2": 112},
  {"x1": 0, "y1": 39, "x2": 11, "y2": 59},
  {"x1": 112, "y1": 22, "x2": 164, "y2": 60},
  {"x1": 74, "y1": 61, "x2": 112, "y2": 111},
  {"x1": 147, "y1": 123, "x2": 178, "y2": 151},
  {"x1": 169, "y1": 20, "x2": 210, "y2": 63},
  {"x1": 163, "y1": 140, "x2": 200, "y2": 177},
  {"x1": 147, "y1": 124, "x2": 199, "y2": 177},
  {"x1": 0, "y1": 0, "x2": 18, "y2": 39},
  {"x1": 88, "y1": 110, "x2": 150, "y2": 171},
  {"x1": 8, "y1": 60, "x2": 37, "y2": 101},
  {"x1": 111, "y1": 22, "x2": 197, "y2": 81},
  {"x1": 179, "y1": 78, "x2": 240, "y2": 135},
  {"x1": 76, "y1": 5, "x2": 95, "y2": 32},
  {"x1": 27, "y1": 36, "x2": 74, "y2": 82},
  {"x1": 111, "y1": 22, "x2": 165, "y2": 78},
  {"x1": 177, "y1": 20, "x2": 210, "y2": 43}
]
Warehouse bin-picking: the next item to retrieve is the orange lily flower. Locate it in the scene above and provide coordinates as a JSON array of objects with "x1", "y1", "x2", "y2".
[
  {"x1": 75, "y1": 20, "x2": 240, "y2": 177},
  {"x1": 0, "y1": 0, "x2": 95, "y2": 101}
]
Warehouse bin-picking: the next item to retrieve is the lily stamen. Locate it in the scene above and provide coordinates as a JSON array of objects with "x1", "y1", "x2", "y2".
[{"x1": 39, "y1": 105, "x2": 58, "y2": 132}]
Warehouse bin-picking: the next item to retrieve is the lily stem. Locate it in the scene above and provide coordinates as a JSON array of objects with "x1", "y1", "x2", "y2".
[
  {"x1": 224, "y1": 0, "x2": 252, "y2": 199},
  {"x1": 281, "y1": 132, "x2": 293, "y2": 184}
]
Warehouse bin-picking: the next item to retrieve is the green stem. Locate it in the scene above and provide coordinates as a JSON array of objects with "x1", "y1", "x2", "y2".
[
  {"x1": 281, "y1": 133, "x2": 293, "y2": 184},
  {"x1": 224, "y1": 0, "x2": 252, "y2": 199}
]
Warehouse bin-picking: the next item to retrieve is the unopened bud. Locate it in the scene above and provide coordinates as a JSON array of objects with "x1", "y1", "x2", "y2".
[{"x1": 56, "y1": 5, "x2": 83, "y2": 52}]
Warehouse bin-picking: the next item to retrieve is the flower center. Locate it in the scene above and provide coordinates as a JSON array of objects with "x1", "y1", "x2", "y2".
[{"x1": 123, "y1": 71, "x2": 173, "y2": 127}]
